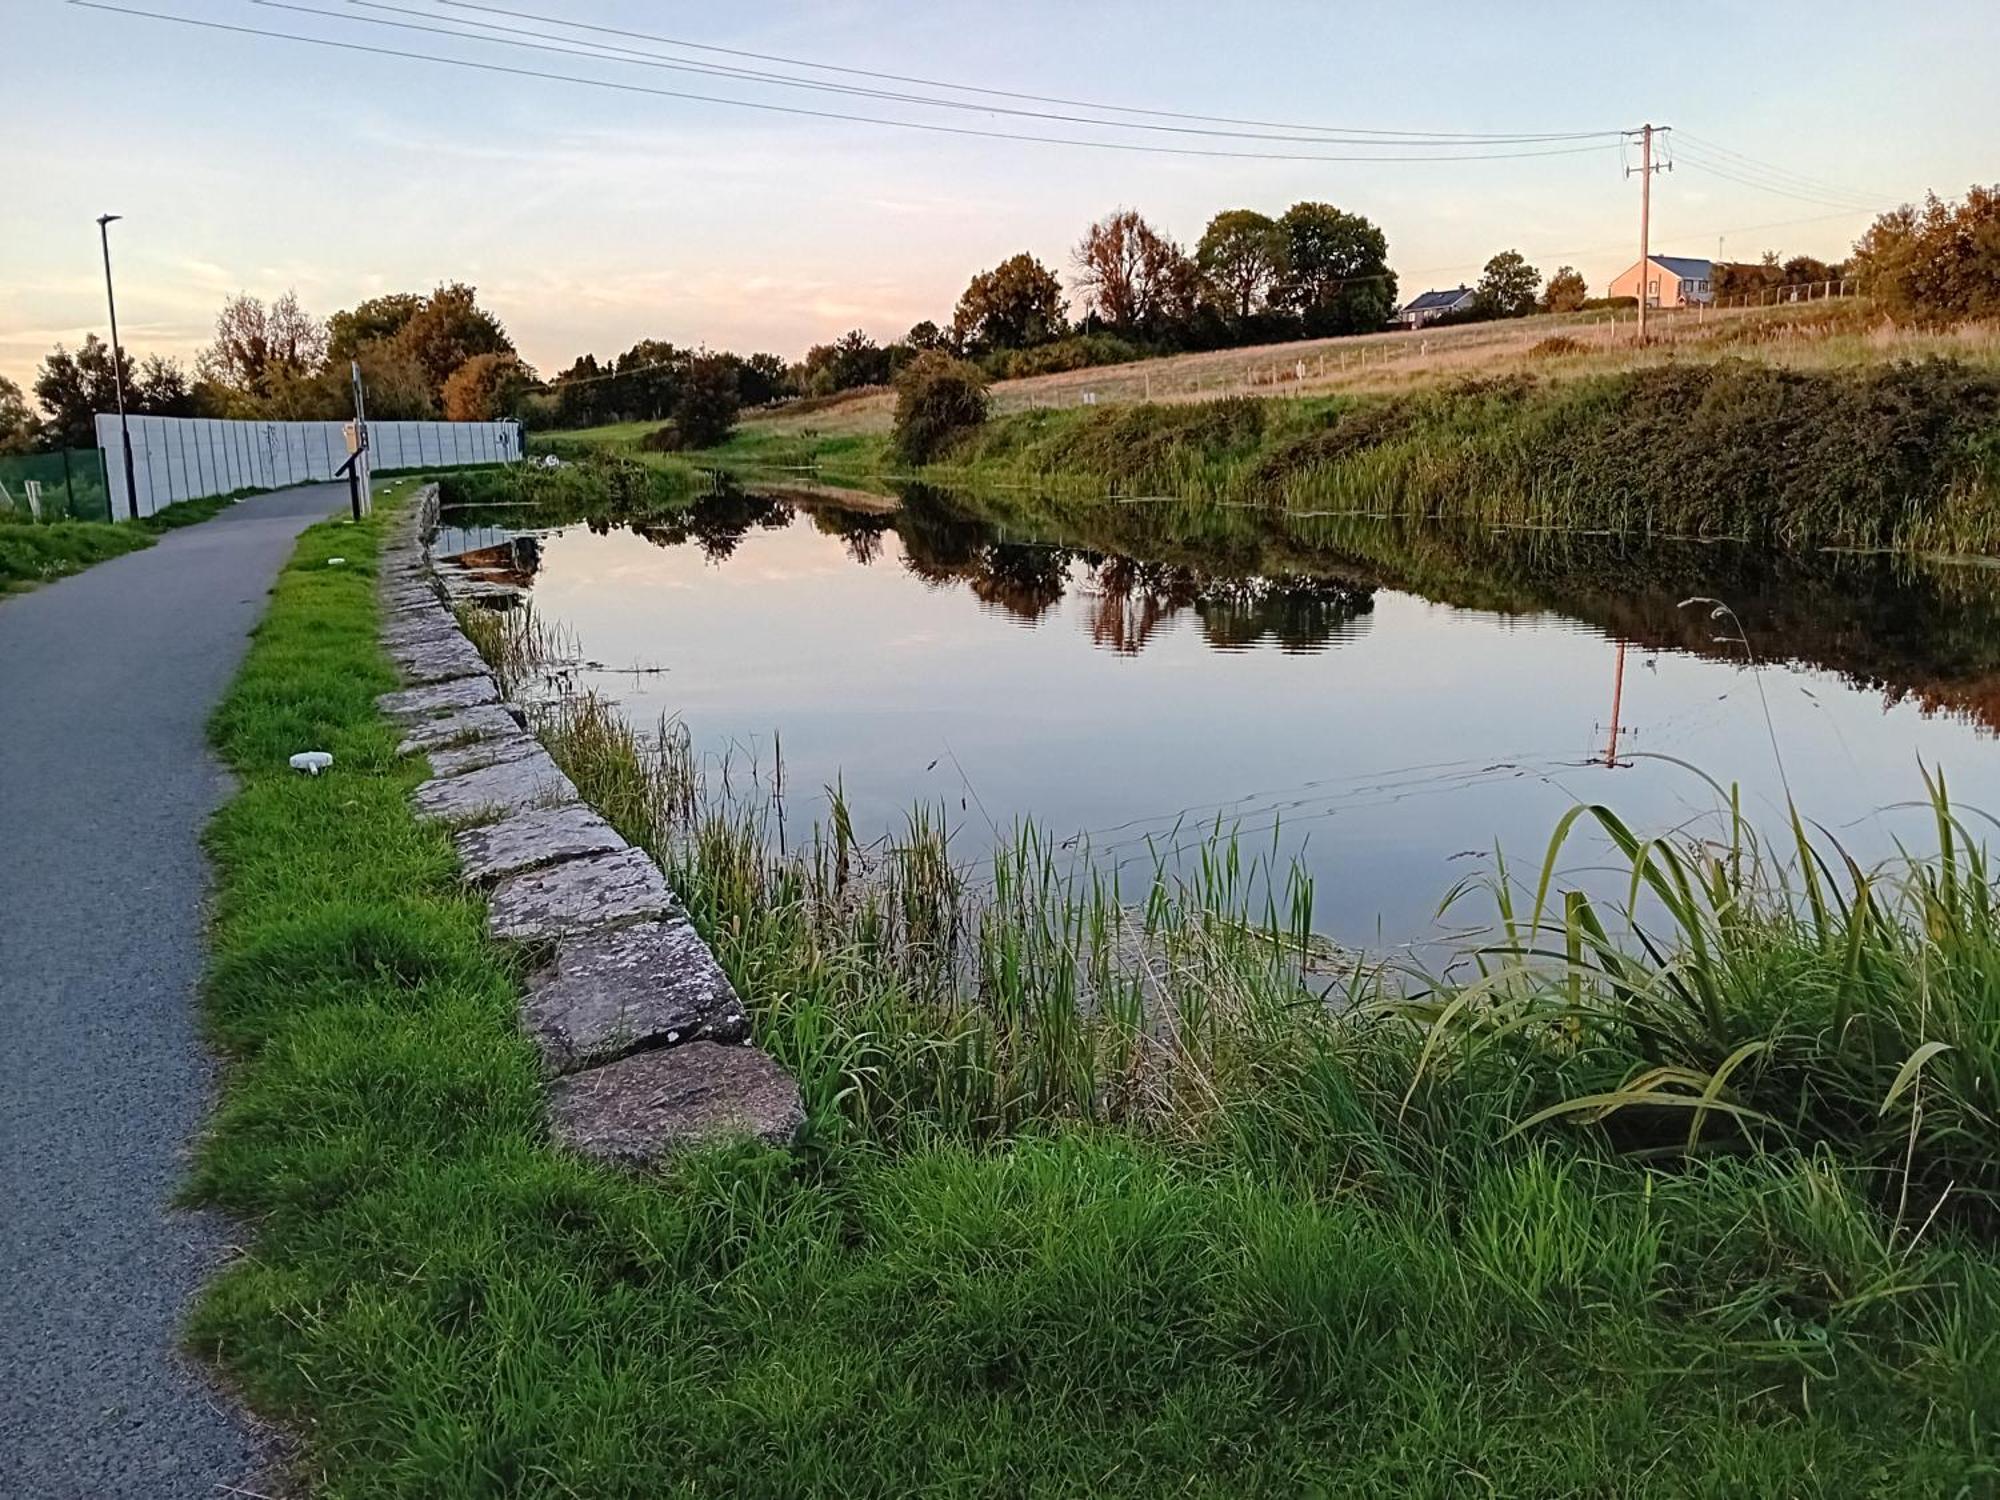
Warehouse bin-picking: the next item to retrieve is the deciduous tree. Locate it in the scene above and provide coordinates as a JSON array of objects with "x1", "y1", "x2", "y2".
[
  {"x1": 34, "y1": 335, "x2": 139, "y2": 448},
  {"x1": 1196, "y1": 209, "x2": 1288, "y2": 320},
  {"x1": 1476, "y1": 251, "x2": 1542, "y2": 318},
  {"x1": 0, "y1": 374, "x2": 38, "y2": 454},
  {"x1": 1542, "y1": 265, "x2": 1588, "y2": 313},
  {"x1": 397, "y1": 283, "x2": 514, "y2": 397},
  {"x1": 800, "y1": 330, "x2": 891, "y2": 394},
  {"x1": 951, "y1": 252, "x2": 1067, "y2": 351},
  {"x1": 1275, "y1": 202, "x2": 1395, "y2": 336},
  {"x1": 326, "y1": 292, "x2": 423, "y2": 363},
  {"x1": 1072, "y1": 210, "x2": 1199, "y2": 336},
  {"x1": 199, "y1": 290, "x2": 328, "y2": 400},
  {"x1": 442, "y1": 352, "x2": 537, "y2": 422},
  {"x1": 673, "y1": 353, "x2": 741, "y2": 448}
]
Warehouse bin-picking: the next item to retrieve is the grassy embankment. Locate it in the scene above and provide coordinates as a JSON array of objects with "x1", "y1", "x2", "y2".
[
  {"x1": 548, "y1": 353, "x2": 2000, "y2": 555},
  {"x1": 192, "y1": 474, "x2": 2000, "y2": 1492},
  {"x1": 0, "y1": 489, "x2": 256, "y2": 593}
]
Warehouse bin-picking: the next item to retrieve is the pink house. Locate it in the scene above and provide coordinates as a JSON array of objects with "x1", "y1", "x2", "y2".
[{"x1": 1608, "y1": 255, "x2": 1714, "y2": 308}]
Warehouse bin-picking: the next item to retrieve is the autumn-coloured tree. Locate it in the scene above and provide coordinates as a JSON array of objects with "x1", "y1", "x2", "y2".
[
  {"x1": 1072, "y1": 210, "x2": 1199, "y2": 334},
  {"x1": 951, "y1": 252, "x2": 1067, "y2": 351},
  {"x1": 397, "y1": 283, "x2": 515, "y2": 398},
  {"x1": 441, "y1": 352, "x2": 537, "y2": 422},
  {"x1": 199, "y1": 290, "x2": 327, "y2": 400},
  {"x1": 1195, "y1": 209, "x2": 1288, "y2": 320},
  {"x1": 1542, "y1": 265, "x2": 1588, "y2": 313}
]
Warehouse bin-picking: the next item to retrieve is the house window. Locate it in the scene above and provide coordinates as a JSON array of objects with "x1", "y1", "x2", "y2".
[{"x1": 1698, "y1": 279, "x2": 1711, "y2": 292}]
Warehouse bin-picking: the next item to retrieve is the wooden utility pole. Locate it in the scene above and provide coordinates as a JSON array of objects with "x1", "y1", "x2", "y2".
[
  {"x1": 1627, "y1": 124, "x2": 1670, "y2": 344},
  {"x1": 1603, "y1": 641, "x2": 1628, "y2": 767}
]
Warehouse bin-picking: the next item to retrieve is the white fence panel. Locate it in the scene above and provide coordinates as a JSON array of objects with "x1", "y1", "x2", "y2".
[{"x1": 96, "y1": 414, "x2": 521, "y2": 518}]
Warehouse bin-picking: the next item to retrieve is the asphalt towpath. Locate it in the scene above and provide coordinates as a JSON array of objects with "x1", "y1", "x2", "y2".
[{"x1": 1, "y1": 484, "x2": 340, "y2": 1497}]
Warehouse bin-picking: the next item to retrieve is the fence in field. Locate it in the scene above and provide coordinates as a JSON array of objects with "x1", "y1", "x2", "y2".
[
  {"x1": 0, "y1": 448, "x2": 113, "y2": 523},
  {"x1": 94, "y1": 414, "x2": 522, "y2": 520},
  {"x1": 1001, "y1": 282, "x2": 1867, "y2": 413}
]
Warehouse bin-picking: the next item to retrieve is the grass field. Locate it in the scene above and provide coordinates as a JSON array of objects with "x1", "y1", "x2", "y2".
[{"x1": 545, "y1": 300, "x2": 2000, "y2": 455}]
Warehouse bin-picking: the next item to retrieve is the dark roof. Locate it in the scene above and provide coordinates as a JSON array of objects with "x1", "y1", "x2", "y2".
[
  {"x1": 1403, "y1": 286, "x2": 1474, "y2": 313},
  {"x1": 1650, "y1": 255, "x2": 1713, "y2": 281}
]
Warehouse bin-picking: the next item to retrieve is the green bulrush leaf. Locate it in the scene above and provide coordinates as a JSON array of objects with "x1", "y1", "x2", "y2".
[{"x1": 1879, "y1": 1042, "x2": 1954, "y2": 1118}]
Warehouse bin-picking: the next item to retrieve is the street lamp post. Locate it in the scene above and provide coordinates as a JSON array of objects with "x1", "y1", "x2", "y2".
[{"x1": 96, "y1": 214, "x2": 139, "y2": 521}]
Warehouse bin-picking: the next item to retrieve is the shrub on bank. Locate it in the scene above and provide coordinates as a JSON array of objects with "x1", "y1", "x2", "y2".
[{"x1": 891, "y1": 352, "x2": 990, "y2": 464}]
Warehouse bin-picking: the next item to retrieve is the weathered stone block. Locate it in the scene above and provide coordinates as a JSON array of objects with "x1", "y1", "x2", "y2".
[
  {"x1": 427, "y1": 732, "x2": 544, "y2": 780},
  {"x1": 391, "y1": 635, "x2": 492, "y2": 686},
  {"x1": 395, "y1": 703, "x2": 524, "y2": 756},
  {"x1": 441, "y1": 577, "x2": 527, "y2": 606},
  {"x1": 413, "y1": 748, "x2": 577, "y2": 824},
  {"x1": 382, "y1": 615, "x2": 459, "y2": 650},
  {"x1": 377, "y1": 674, "x2": 500, "y2": 722},
  {"x1": 452, "y1": 804, "x2": 627, "y2": 885},
  {"x1": 487, "y1": 847, "x2": 674, "y2": 943},
  {"x1": 548, "y1": 1043, "x2": 804, "y2": 1163},
  {"x1": 523, "y1": 918, "x2": 748, "y2": 1075}
]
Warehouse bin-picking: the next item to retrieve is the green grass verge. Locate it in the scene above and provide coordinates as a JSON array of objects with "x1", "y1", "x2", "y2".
[
  {"x1": 0, "y1": 489, "x2": 257, "y2": 592},
  {"x1": 0, "y1": 518, "x2": 155, "y2": 591},
  {"x1": 189, "y1": 482, "x2": 1999, "y2": 1493}
]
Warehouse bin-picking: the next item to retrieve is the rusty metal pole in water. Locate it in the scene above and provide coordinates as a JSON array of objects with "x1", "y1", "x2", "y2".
[{"x1": 1604, "y1": 641, "x2": 1628, "y2": 767}]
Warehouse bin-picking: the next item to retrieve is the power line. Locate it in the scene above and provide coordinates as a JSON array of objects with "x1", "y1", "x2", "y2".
[
  {"x1": 70, "y1": 2, "x2": 1628, "y2": 165},
  {"x1": 1674, "y1": 130, "x2": 1889, "y2": 206},
  {"x1": 265, "y1": 0, "x2": 1631, "y2": 150},
  {"x1": 1672, "y1": 143, "x2": 1880, "y2": 213},
  {"x1": 436, "y1": 0, "x2": 1622, "y2": 144}
]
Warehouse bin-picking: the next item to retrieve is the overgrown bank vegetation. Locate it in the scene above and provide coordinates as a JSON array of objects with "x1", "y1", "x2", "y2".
[
  {"x1": 466, "y1": 597, "x2": 1999, "y2": 1491},
  {"x1": 914, "y1": 358, "x2": 2000, "y2": 553}
]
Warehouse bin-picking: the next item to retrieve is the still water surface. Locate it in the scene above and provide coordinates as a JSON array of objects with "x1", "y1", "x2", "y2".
[{"x1": 438, "y1": 486, "x2": 2000, "y2": 952}]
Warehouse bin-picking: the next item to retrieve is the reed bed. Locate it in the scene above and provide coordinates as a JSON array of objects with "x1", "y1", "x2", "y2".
[{"x1": 520, "y1": 657, "x2": 2000, "y2": 1229}]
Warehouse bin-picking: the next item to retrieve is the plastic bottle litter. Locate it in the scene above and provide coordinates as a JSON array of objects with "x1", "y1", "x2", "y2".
[{"x1": 289, "y1": 751, "x2": 334, "y2": 775}]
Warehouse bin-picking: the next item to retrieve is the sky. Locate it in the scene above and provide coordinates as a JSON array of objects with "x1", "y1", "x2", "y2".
[{"x1": 3, "y1": 0, "x2": 1996, "y2": 393}]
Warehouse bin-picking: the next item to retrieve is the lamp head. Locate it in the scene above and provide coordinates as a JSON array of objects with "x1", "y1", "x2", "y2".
[{"x1": 97, "y1": 213, "x2": 122, "y2": 228}]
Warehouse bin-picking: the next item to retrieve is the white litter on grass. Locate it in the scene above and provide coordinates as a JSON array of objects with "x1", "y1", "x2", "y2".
[
  {"x1": 289, "y1": 751, "x2": 334, "y2": 775},
  {"x1": 326, "y1": 557, "x2": 346, "y2": 566}
]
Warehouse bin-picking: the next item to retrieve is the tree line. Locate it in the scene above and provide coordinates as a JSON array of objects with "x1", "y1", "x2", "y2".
[
  {"x1": 2, "y1": 282, "x2": 526, "y2": 454},
  {"x1": 5, "y1": 184, "x2": 1991, "y2": 458}
]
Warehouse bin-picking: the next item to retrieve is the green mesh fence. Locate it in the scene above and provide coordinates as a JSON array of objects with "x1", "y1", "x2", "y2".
[{"x1": 0, "y1": 449, "x2": 112, "y2": 524}]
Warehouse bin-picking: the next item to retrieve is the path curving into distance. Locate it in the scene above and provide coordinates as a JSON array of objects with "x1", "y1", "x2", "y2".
[{"x1": 0, "y1": 485, "x2": 339, "y2": 1498}]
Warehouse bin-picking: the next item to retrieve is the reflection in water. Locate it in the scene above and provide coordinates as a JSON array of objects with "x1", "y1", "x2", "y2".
[{"x1": 434, "y1": 475, "x2": 2000, "y2": 947}]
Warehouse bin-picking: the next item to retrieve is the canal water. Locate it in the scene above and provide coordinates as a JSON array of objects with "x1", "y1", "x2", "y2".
[{"x1": 437, "y1": 483, "x2": 2000, "y2": 954}]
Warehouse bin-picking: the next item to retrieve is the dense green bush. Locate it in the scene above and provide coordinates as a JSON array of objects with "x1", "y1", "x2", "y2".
[
  {"x1": 673, "y1": 353, "x2": 741, "y2": 449},
  {"x1": 1853, "y1": 184, "x2": 2000, "y2": 321},
  {"x1": 993, "y1": 333, "x2": 1145, "y2": 379},
  {"x1": 891, "y1": 352, "x2": 990, "y2": 464}
]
